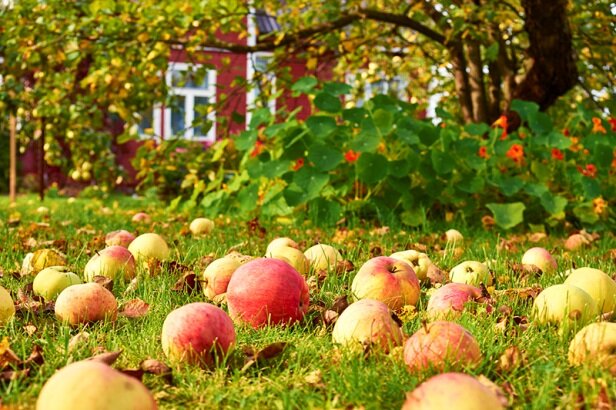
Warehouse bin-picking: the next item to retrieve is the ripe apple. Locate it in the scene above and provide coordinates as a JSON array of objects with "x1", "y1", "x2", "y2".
[
  {"x1": 304, "y1": 244, "x2": 342, "y2": 271},
  {"x1": 131, "y1": 212, "x2": 152, "y2": 223},
  {"x1": 351, "y1": 256, "x2": 420, "y2": 310},
  {"x1": 521, "y1": 247, "x2": 557, "y2": 274},
  {"x1": 84, "y1": 246, "x2": 136, "y2": 282},
  {"x1": 0, "y1": 286, "x2": 15, "y2": 324},
  {"x1": 226, "y1": 258, "x2": 309, "y2": 328},
  {"x1": 332, "y1": 299, "x2": 403, "y2": 352},
  {"x1": 402, "y1": 372, "x2": 504, "y2": 410},
  {"x1": 404, "y1": 321, "x2": 482, "y2": 372},
  {"x1": 189, "y1": 217, "x2": 215, "y2": 235},
  {"x1": 161, "y1": 302, "x2": 236, "y2": 367},
  {"x1": 266, "y1": 246, "x2": 310, "y2": 275},
  {"x1": 563, "y1": 267, "x2": 616, "y2": 314},
  {"x1": 444, "y1": 229, "x2": 464, "y2": 244},
  {"x1": 128, "y1": 233, "x2": 170, "y2": 265},
  {"x1": 105, "y1": 229, "x2": 135, "y2": 247},
  {"x1": 36, "y1": 360, "x2": 157, "y2": 410},
  {"x1": 266, "y1": 237, "x2": 299, "y2": 255},
  {"x1": 55, "y1": 283, "x2": 118, "y2": 326},
  {"x1": 202, "y1": 256, "x2": 243, "y2": 300},
  {"x1": 568, "y1": 322, "x2": 616, "y2": 368},
  {"x1": 33, "y1": 266, "x2": 82, "y2": 301},
  {"x1": 564, "y1": 233, "x2": 591, "y2": 251},
  {"x1": 532, "y1": 284, "x2": 596, "y2": 325},
  {"x1": 449, "y1": 260, "x2": 492, "y2": 286},
  {"x1": 389, "y1": 250, "x2": 433, "y2": 282},
  {"x1": 426, "y1": 283, "x2": 483, "y2": 320}
]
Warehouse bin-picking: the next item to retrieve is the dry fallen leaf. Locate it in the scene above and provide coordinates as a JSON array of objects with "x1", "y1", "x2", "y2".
[
  {"x1": 141, "y1": 359, "x2": 173, "y2": 384},
  {"x1": 87, "y1": 350, "x2": 123, "y2": 366},
  {"x1": 172, "y1": 272, "x2": 200, "y2": 294},
  {"x1": 304, "y1": 369, "x2": 325, "y2": 388},
  {"x1": 497, "y1": 346, "x2": 525, "y2": 373},
  {"x1": 119, "y1": 299, "x2": 150, "y2": 318},
  {"x1": 92, "y1": 275, "x2": 113, "y2": 292},
  {"x1": 0, "y1": 338, "x2": 21, "y2": 370}
]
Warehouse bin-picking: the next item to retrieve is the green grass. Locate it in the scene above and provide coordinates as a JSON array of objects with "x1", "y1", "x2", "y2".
[{"x1": 0, "y1": 194, "x2": 615, "y2": 409}]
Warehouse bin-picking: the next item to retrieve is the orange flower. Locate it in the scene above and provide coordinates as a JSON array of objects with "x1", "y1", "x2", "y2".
[
  {"x1": 568, "y1": 137, "x2": 581, "y2": 152},
  {"x1": 592, "y1": 117, "x2": 606, "y2": 134},
  {"x1": 577, "y1": 164, "x2": 597, "y2": 178},
  {"x1": 505, "y1": 143, "x2": 524, "y2": 164},
  {"x1": 478, "y1": 146, "x2": 488, "y2": 159},
  {"x1": 551, "y1": 148, "x2": 564, "y2": 161},
  {"x1": 344, "y1": 149, "x2": 360, "y2": 163},
  {"x1": 250, "y1": 140, "x2": 265, "y2": 157},
  {"x1": 593, "y1": 197, "x2": 608, "y2": 215},
  {"x1": 492, "y1": 115, "x2": 508, "y2": 140},
  {"x1": 292, "y1": 157, "x2": 304, "y2": 171}
]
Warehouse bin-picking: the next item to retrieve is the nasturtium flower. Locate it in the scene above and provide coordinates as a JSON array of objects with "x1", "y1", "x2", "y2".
[
  {"x1": 551, "y1": 148, "x2": 564, "y2": 161},
  {"x1": 505, "y1": 144, "x2": 524, "y2": 164},
  {"x1": 344, "y1": 149, "x2": 360, "y2": 163},
  {"x1": 592, "y1": 117, "x2": 606, "y2": 134}
]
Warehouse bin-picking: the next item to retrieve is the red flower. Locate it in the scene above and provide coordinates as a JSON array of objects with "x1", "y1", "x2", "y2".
[
  {"x1": 292, "y1": 158, "x2": 304, "y2": 171},
  {"x1": 551, "y1": 148, "x2": 564, "y2": 161},
  {"x1": 478, "y1": 146, "x2": 488, "y2": 159},
  {"x1": 578, "y1": 164, "x2": 597, "y2": 178},
  {"x1": 250, "y1": 140, "x2": 264, "y2": 157},
  {"x1": 344, "y1": 149, "x2": 360, "y2": 163},
  {"x1": 609, "y1": 117, "x2": 616, "y2": 132},
  {"x1": 505, "y1": 143, "x2": 524, "y2": 164},
  {"x1": 563, "y1": 128, "x2": 570, "y2": 136},
  {"x1": 592, "y1": 117, "x2": 606, "y2": 134},
  {"x1": 492, "y1": 115, "x2": 508, "y2": 140}
]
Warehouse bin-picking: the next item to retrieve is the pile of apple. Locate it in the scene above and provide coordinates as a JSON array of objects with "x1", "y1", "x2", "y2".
[{"x1": 2, "y1": 219, "x2": 616, "y2": 410}]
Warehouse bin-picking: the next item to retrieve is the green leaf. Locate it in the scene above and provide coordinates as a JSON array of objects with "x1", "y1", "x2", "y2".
[
  {"x1": 486, "y1": 202, "x2": 526, "y2": 229},
  {"x1": 581, "y1": 178, "x2": 601, "y2": 199},
  {"x1": 540, "y1": 191, "x2": 568, "y2": 215},
  {"x1": 530, "y1": 161, "x2": 551, "y2": 182},
  {"x1": 291, "y1": 76, "x2": 318, "y2": 94},
  {"x1": 511, "y1": 100, "x2": 539, "y2": 122},
  {"x1": 573, "y1": 202, "x2": 599, "y2": 225},
  {"x1": 235, "y1": 130, "x2": 257, "y2": 151},
  {"x1": 249, "y1": 108, "x2": 272, "y2": 128},
  {"x1": 307, "y1": 144, "x2": 343, "y2": 171},
  {"x1": 323, "y1": 82, "x2": 352, "y2": 96},
  {"x1": 292, "y1": 167, "x2": 329, "y2": 198},
  {"x1": 464, "y1": 123, "x2": 489, "y2": 136},
  {"x1": 457, "y1": 176, "x2": 485, "y2": 193},
  {"x1": 314, "y1": 92, "x2": 341, "y2": 113},
  {"x1": 349, "y1": 126, "x2": 380, "y2": 152},
  {"x1": 261, "y1": 160, "x2": 292, "y2": 179},
  {"x1": 496, "y1": 176, "x2": 524, "y2": 196},
  {"x1": 401, "y1": 208, "x2": 425, "y2": 227},
  {"x1": 373, "y1": 109, "x2": 394, "y2": 136},
  {"x1": 524, "y1": 183, "x2": 549, "y2": 197},
  {"x1": 592, "y1": 143, "x2": 614, "y2": 169},
  {"x1": 306, "y1": 115, "x2": 337, "y2": 138},
  {"x1": 484, "y1": 43, "x2": 499, "y2": 62},
  {"x1": 308, "y1": 198, "x2": 342, "y2": 226},
  {"x1": 357, "y1": 153, "x2": 388, "y2": 184},
  {"x1": 527, "y1": 112, "x2": 553, "y2": 134},
  {"x1": 343, "y1": 107, "x2": 368, "y2": 124},
  {"x1": 431, "y1": 150, "x2": 455, "y2": 175},
  {"x1": 237, "y1": 182, "x2": 259, "y2": 213}
]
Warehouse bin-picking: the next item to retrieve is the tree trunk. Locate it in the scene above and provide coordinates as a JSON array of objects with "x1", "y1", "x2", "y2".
[
  {"x1": 9, "y1": 114, "x2": 17, "y2": 204},
  {"x1": 449, "y1": 43, "x2": 474, "y2": 123},
  {"x1": 512, "y1": 0, "x2": 578, "y2": 109},
  {"x1": 466, "y1": 41, "x2": 489, "y2": 123}
]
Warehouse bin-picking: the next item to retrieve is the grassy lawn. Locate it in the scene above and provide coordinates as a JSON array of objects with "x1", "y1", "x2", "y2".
[{"x1": 0, "y1": 194, "x2": 615, "y2": 409}]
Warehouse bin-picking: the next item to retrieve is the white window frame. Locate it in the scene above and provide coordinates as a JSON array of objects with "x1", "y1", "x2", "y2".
[{"x1": 164, "y1": 62, "x2": 217, "y2": 142}]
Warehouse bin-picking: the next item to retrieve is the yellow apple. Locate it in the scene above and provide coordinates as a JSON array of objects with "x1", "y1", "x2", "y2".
[
  {"x1": 304, "y1": 244, "x2": 342, "y2": 271},
  {"x1": 128, "y1": 233, "x2": 169, "y2": 265},
  {"x1": 564, "y1": 267, "x2": 616, "y2": 314},
  {"x1": 266, "y1": 237, "x2": 300, "y2": 255},
  {"x1": 0, "y1": 286, "x2": 15, "y2": 324},
  {"x1": 389, "y1": 250, "x2": 433, "y2": 281},
  {"x1": 55, "y1": 283, "x2": 118, "y2": 326},
  {"x1": 266, "y1": 246, "x2": 310, "y2": 275},
  {"x1": 449, "y1": 261, "x2": 492, "y2": 286},
  {"x1": 203, "y1": 256, "x2": 243, "y2": 300},
  {"x1": 33, "y1": 266, "x2": 82, "y2": 301},
  {"x1": 568, "y1": 322, "x2": 616, "y2": 368},
  {"x1": 189, "y1": 217, "x2": 215, "y2": 235},
  {"x1": 532, "y1": 284, "x2": 596, "y2": 325}
]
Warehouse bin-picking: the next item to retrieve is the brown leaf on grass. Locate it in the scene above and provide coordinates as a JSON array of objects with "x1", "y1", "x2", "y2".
[
  {"x1": 87, "y1": 350, "x2": 122, "y2": 366},
  {"x1": 196, "y1": 255, "x2": 216, "y2": 271},
  {"x1": 0, "y1": 338, "x2": 21, "y2": 370},
  {"x1": 495, "y1": 285, "x2": 542, "y2": 301},
  {"x1": 0, "y1": 369, "x2": 30, "y2": 382},
  {"x1": 498, "y1": 238, "x2": 518, "y2": 253},
  {"x1": 120, "y1": 368, "x2": 145, "y2": 381},
  {"x1": 23, "y1": 325, "x2": 37, "y2": 336},
  {"x1": 172, "y1": 272, "x2": 200, "y2": 294},
  {"x1": 528, "y1": 232, "x2": 547, "y2": 243},
  {"x1": 91, "y1": 275, "x2": 113, "y2": 291},
  {"x1": 573, "y1": 378, "x2": 615, "y2": 410},
  {"x1": 243, "y1": 342, "x2": 287, "y2": 362},
  {"x1": 23, "y1": 345, "x2": 44, "y2": 368},
  {"x1": 427, "y1": 264, "x2": 446, "y2": 285},
  {"x1": 497, "y1": 346, "x2": 525, "y2": 373},
  {"x1": 119, "y1": 299, "x2": 150, "y2": 318},
  {"x1": 604, "y1": 249, "x2": 616, "y2": 265},
  {"x1": 334, "y1": 259, "x2": 355, "y2": 274},
  {"x1": 330, "y1": 295, "x2": 349, "y2": 314},
  {"x1": 141, "y1": 359, "x2": 173, "y2": 384},
  {"x1": 322, "y1": 310, "x2": 339, "y2": 326},
  {"x1": 369, "y1": 246, "x2": 383, "y2": 257},
  {"x1": 247, "y1": 217, "x2": 266, "y2": 238},
  {"x1": 164, "y1": 261, "x2": 192, "y2": 276},
  {"x1": 304, "y1": 369, "x2": 325, "y2": 389}
]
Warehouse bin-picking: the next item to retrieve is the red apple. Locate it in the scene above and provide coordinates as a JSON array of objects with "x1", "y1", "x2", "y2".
[
  {"x1": 403, "y1": 321, "x2": 482, "y2": 372},
  {"x1": 161, "y1": 302, "x2": 236, "y2": 367},
  {"x1": 105, "y1": 230, "x2": 135, "y2": 247},
  {"x1": 131, "y1": 212, "x2": 152, "y2": 223},
  {"x1": 55, "y1": 283, "x2": 118, "y2": 326},
  {"x1": 351, "y1": 256, "x2": 420, "y2": 310},
  {"x1": 521, "y1": 247, "x2": 557, "y2": 274},
  {"x1": 426, "y1": 283, "x2": 482, "y2": 319},
  {"x1": 84, "y1": 246, "x2": 136, "y2": 282},
  {"x1": 226, "y1": 258, "x2": 309, "y2": 328}
]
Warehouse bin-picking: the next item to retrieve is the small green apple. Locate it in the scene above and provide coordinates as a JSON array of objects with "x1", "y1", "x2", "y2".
[
  {"x1": 449, "y1": 261, "x2": 492, "y2": 286},
  {"x1": 304, "y1": 244, "x2": 342, "y2": 271},
  {"x1": 33, "y1": 266, "x2": 82, "y2": 301},
  {"x1": 389, "y1": 250, "x2": 433, "y2": 282},
  {"x1": 0, "y1": 286, "x2": 15, "y2": 324}
]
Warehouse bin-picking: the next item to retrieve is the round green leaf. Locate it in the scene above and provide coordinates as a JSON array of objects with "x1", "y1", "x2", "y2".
[
  {"x1": 307, "y1": 144, "x2": 343, "y2": 171},
  {"x1": 357, "y1": 153, "x2": 388, "y2": 184}
]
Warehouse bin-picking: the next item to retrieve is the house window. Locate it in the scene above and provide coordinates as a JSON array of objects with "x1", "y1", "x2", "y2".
[{"x1": 246, "y1": 52, "x2": 276, "y2": 125}]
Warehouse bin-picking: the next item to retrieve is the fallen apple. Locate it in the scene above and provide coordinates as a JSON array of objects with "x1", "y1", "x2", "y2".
[
  {"x1": 0, "y1": 285, "x2": 15, "y2": 324},
  {"x1": 131, "y1": 212, "x2": 152, "y2": 223},
  {"x1": 84, "y1": 245, "x2": 136, "y2": 282},
  {"x1": 521, "y1": 247, "x2": 557, "y2": 274},
  {"x1": 402, "y1": 372, "x2": 504, "y2": 410},
  {"x1": 226, "y1": 258, "x2": 309, "y2": 328},
  {"x1": 403, "y1": 321, "x2": 482, "y2": 372},
  {"x1": 304, "y1": 244, "x2": 342, "y2": 271},
  {"x1": 449, "y1": 260, "x2": 492, "y2": 286},
  {"x1": 426, "y1": 283, "x2": 483, "y2": 320},
  {"x1": 444, "y1": 229, "x2": 464, "y2": 244},
  {"x1": 389, "y1": 250, "x2": 433, "y2": 282},
  {"x1": 189, "y1": 217, "x2": 215, "y2": 235},
  {"x1": 532, "y1": 284, "x2": 596, "y2": 325},
  {"x1": 332, "y1": 299, "x2": 403, "y2": 352},
  {"x1": 55, "y1": 283, "x2": 118, "y2": 326},
  {"x1": 33, "y1": 266, "x2": 82, "y2": 301},
  {"x1": 351, "y1": 256, "x2": 420, "y2": 310},
  {"x1": 36, "y1": 360, "x2": 157, "y2": 410},
  {"x1": 202, "y1": 256, "x2": 243, "y2": 300},
  {"x1": 128, "y1": 233, "x2": 170, "y2": 265},
  {"x1": 267, "y1": 245, "x2": 310, "y2": 275},
  {"x1": 105, "y1": 229, "x2": 136, "y2": 247},
  {"x1": 568, "y1": 321, "x2": 616, "y2": 368},
  {"x1": 266, "y1": 237, "x2": 300, "y2": 255},
  {"x1": 563, "y1": 267, "x2": 616, "y2": 314},
  {"x1": 161, "y1": 302, "x2": 236, "y2": 367}
]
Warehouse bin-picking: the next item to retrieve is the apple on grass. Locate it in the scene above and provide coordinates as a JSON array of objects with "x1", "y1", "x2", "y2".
[
  {"x1": 332, "y1": 299, "x2": 403, "y2": 352},
  {"x1": 404, "y1": 321, "x2": 482, "y2": 372},
  {"x1": 55, "y1": 283, "x2": 118, "y2": 326},
  {"x1": 351, "y1": 256, "x2": 420, "y2": 310},
  {"x1": 202, "y1": 256, "x2": 243, "y2": 300},
  {"x1": 449, "y1": 260, "x2": 492, "y2": 286},
  {"x1": 531, "y1": 284, "x2": 596, "y2": 325},
  {"x1": 162, "y1": 302, "x2": 236, "y2": 367},
  {"x1": 105, "y1": 229, "x2": 135, "y2": 247},
  {"x1": 33, "y1": 266, "x2": 82, "y2": 301},
  {"x1": 426, "y1": 283, "x2": 483, "y2": 320},
  {"x1": 563, "y1": 267, "x2": 616, "y2": 314},
  {"x1": 226, "y1": 258, "x2": 309, "y2": 328},
  {"x1": 131, "y1": 212, "x2": 152, "y2": 223},
  {"x1": 0, "y1": 286, "x2": 15, "y2": 324},
  {"x1": 444, "y1": 229, "x2": 464, "y2": 244},
  {"x1": 189, "y1": 217, "x2": 215, "y2": 235},
  {"x1": 266, "y1": 246, "x2": 310, "y2": 276},
  {"x1": 402, "y1": 372, "x2": 504, "y2": 410},
  {"x1": 304, "y1": 244, "x2": 342, "y2": 271},
  {"x1": 36, "y1": 360, "x2": 157, "y2": 410},
  {"x1": 128, "y1": 233, "x2": 170, "y2": 266},
  {"x1": 389, "y1": 250, "x2": 433, "y2": 282},
  {"x1": 568, "y1": 322, "x2": 616, "y2": 368},
  {"x1": 521, "y1": 247, "x2": 557, "y2": 274},
  {"x1": 84, "y1": 246, "x2": 136, "y2": 282},
  {"x1": 266, "y1": 237, "x2": 300, "y2": 256}
]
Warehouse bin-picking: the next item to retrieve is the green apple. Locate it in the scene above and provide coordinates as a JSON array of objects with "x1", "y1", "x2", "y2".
[
  {"x1": 266, "y1": 246, "x2": 310, "y2": 275},
  {"x1": 568, "y1": 322, "x2": 616, "y2": 368},
  {"x1": 532, "y1": 284, "x2": 596, "y2": 325},
  {"x1": 266, "y1": 237, "x2": 299, "y2": 256},
  {"x1": 389, "y1": 250, "x2": 433, "y2": 281},
  {"x1": 304, "y1": 244, "x2": 342, "y2": 271},
  {"x1": 0, "y1": 286, "x2": 15, "y2": 324},
  {"x1": 33, "y1": 266, "x2": 82, "y2": 301},
  {"x1": 127, "y1": 233, "x2": 169, "y2": 265},
  {"x1": 449, "y1": 261, "x2": 492, "y2": 286},
  {"x1": 189, "y1": 217, "x2": 215, "y2": 235},
  {"x1": 564, "y1": 267, "x2": 616, "y2": 314}
]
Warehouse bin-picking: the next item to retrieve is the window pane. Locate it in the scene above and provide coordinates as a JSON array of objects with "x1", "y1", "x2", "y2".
[
  {"x1": 171, "y1": 69, "x2": 208, "y2": 89},
  {"x1": 193, "y1": 96, "x2": 210, "y2": 137},
  {"x1": 170, "y1": 95, "x2": 185, "y2": 136},
  {"x1": 137, "y1": 109, "x2": 153, "y2": 135}
]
